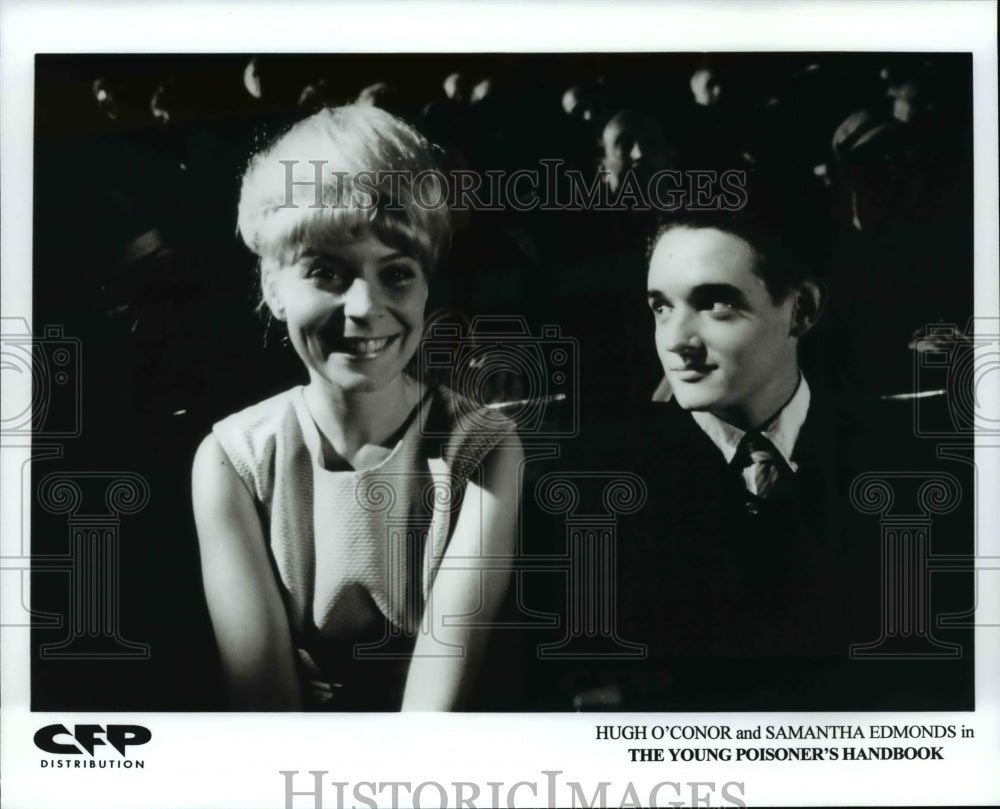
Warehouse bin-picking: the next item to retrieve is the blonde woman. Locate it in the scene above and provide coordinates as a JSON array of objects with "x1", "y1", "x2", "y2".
[{"x1": 193, "y1": 106, "x2": 522, "y2": 710}]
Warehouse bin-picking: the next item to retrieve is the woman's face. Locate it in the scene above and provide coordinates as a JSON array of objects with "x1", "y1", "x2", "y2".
[{"x1": 265, "y1": 232, "x2": 428, "y2": 394}]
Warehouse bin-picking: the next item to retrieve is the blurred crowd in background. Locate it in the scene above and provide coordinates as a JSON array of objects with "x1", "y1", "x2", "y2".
[{"x1": 35, "y1": 53, "x2": 972, "y2": 426}]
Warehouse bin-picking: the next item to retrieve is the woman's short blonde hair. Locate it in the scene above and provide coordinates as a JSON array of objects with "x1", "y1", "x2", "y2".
[{"x1": 237, "y1": 105, "x2": 451, "y2": 275}]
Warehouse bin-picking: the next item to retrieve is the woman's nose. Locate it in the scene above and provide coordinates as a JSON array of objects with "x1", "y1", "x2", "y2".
[
  {"x1": 629, "y1": 141, "x2": 643, "y2": 162},
  {"x1": 342, "y1": 278, "x2": 382, "y2": 320}
]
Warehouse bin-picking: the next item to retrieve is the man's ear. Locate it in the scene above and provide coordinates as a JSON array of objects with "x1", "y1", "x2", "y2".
[{"x1": 789, "y1": 279, "x2": 823, "y2": 337}]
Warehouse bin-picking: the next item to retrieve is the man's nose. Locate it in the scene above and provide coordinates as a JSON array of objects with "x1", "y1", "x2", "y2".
[
  {"x1": 343, "y1": 278, "x2": 382, "y2": 320},
  {"x1": 663, "y1": 310, "x2": 702, "y2": 355},
  {"x1": 629, "y1": 141, "x2": 643, "y2": 162}
]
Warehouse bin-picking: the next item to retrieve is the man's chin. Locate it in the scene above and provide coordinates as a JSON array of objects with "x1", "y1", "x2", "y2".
[{"x1": 672, "y1": 392, "x2": 720, "y2": 412}]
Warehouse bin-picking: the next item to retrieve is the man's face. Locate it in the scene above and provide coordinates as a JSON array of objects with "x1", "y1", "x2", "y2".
[{"x1": 647, "y1": 227, "x2": 801, "y2": 428}]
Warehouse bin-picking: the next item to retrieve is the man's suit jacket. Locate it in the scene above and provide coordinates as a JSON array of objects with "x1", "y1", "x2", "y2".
[{"x1": 572, "y1": 383, "x2": 974, "y2": 711}]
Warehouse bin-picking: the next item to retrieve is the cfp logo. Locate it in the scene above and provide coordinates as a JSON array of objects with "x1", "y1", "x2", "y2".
[{"x1": 34, "y1": 724, "x2": 151, "y2": 756}]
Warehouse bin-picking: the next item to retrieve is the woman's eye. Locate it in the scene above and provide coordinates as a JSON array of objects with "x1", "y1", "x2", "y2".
[
  {"x1": 382, "y1": 265, "x2": 417, "y2": 286},
  {"x1": 306, "y1": 265, "x2": 346, "y2": 285}
]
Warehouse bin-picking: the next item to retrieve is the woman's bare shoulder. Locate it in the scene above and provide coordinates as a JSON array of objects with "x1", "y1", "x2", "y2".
[
  {"x1": 207, "y1": 386, "x2": 306, "y2": 494},
  {"x1": 212, "y1": 386, "x2": 303, "y2": 435},
  {"x1": 192, "y1": 433, "x2": 250, "y2": 502}
]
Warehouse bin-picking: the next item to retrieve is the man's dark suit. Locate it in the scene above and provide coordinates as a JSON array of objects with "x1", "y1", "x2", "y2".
[{"x1": 574, "y1": 382, "x2": 974, "y2": 711}]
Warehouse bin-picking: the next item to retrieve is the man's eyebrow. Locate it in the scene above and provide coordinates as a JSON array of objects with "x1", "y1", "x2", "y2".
[
  {"x1": 690, "y1": 283, "x2": 749, "y2": 305},
  {"x1": 646, "y1": 283, "x2": 747, "y2": 303}
]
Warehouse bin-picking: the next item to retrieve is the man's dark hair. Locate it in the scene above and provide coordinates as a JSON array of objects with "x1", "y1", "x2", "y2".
[{"x1": 647, "y1": 176, "x2": 826, "y2": 303}]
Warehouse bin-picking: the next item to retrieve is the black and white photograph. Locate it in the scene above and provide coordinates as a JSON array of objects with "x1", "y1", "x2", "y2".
[{"x1": 2, "y1": 2, "x2": 998, "y2": 808}]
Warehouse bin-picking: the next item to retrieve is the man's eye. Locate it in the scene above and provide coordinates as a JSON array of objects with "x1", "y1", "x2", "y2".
[
  {"x1": 708, "y1": 300, "x2": 737, "y2": 315},
  {"x1": 650, "y1": 301, "x2": 672, "y2": 315}
]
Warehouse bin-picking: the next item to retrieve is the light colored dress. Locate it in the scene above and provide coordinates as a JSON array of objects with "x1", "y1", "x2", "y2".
[{"x1": 211, "y1": 383, "x2": 516, "y2": 709}]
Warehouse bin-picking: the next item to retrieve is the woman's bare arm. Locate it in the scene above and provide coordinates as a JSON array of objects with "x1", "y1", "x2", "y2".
[
  {"x1": 401, "y1": 436, "x2": 524, "y2": 710},
  {"x1": 192, "y1": 434, "x2": 303, "y2": 710}
]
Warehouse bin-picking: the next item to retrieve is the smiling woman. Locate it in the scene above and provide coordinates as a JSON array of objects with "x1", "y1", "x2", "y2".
[
  {"x1": 192, "y1": 105, "x2": 523, "y2": 711},
  {"x1": 265, "y1": 235, "x2": 428, "y2": 404}
]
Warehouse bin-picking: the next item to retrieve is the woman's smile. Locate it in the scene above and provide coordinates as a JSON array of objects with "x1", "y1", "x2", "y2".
[{"x1": 323, "y1": 333, "x2": 401, "y2": 360}]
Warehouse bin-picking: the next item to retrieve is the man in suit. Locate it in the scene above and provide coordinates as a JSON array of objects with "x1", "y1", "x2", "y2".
[{"x1": 579, "y1": 206, "x2": 973, "y2": 711}]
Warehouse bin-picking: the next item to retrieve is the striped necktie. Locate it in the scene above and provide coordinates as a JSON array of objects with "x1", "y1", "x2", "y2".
[{"x1": 735, "y1": 431, "x2": 783, "y2": 500}]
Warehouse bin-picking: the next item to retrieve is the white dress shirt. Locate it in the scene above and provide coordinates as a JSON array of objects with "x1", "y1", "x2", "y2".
[{"x1": 653, "y1": 374, "x2": 811, "y2": 472}]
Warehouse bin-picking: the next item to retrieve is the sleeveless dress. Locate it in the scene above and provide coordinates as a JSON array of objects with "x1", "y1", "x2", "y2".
[{"x1": 211, "y1": 384, "x2": 517, "y2": 710}]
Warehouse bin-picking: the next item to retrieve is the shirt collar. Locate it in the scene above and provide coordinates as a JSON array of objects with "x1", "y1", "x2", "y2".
[{"x1": 656, "y1": 374, "x2": 810, "y2": 472}]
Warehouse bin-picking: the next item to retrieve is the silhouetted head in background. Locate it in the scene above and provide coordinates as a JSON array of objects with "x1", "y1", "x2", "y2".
[
  {"x1": 243, "y1": 57, "x2": 263, "y2": 100},
  {"x1": 690, "y1": 67, "x2": 722, "y2": 108},
  {"x1": 471, "y1": 78, "x2": 493, "y2": 104},
  {"x1": 92, "y1": 77, "x2": 149, "y2": 126},
  {"x1": 562, "y1": 85, "x2": 596, "y2": 122},
  {"x1": 601, "y1": 110, "x2": 676, "y2": 192},
  {"x1": 356, "y1": 82, "x2": 397, "y2": 109},
  {"x1": 443, "y1": 72, "x2": 470, "y2": 103},
  {"x1": 298, "y1": 79, "x2": 337, "y2": 113}
]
